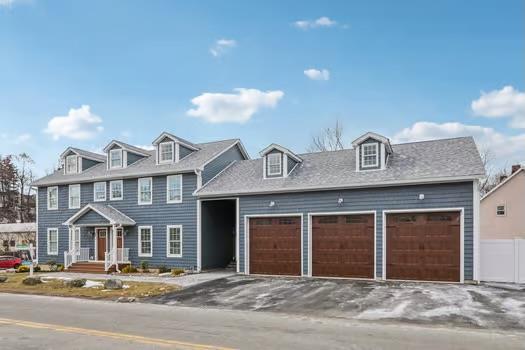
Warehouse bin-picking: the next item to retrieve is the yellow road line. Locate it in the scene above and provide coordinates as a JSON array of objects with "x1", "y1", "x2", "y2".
[{"x1": 0, "y1": 317, "x2": 235, "y2": 350}]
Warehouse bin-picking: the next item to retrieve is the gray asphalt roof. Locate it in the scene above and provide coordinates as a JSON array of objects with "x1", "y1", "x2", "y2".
[
  {"x1": 69, "y1": 148, "x2": 106, "y2": 162},
  {"x1": 65, "y1": 203, "x2": 135, "y2": 226},
  {"x1": 33, "y1": 139, "x2": 239, "y2": 186},
  {"x1": 197, "y1": 137, "x2": 485, "y2": 197}
]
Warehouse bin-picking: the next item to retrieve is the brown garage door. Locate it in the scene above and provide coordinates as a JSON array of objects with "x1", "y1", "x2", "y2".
[
  {"x1": 249, "y1": 216, "x2": 301, "y2": 276},
  {"x1": 386, "y1": 212, "x2": 460, "y2": 282},
  {"x1": 312, "y1": 214, "x2": 375, "y2": 278}
]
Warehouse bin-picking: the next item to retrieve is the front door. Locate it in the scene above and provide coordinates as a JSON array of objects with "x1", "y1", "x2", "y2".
[{"x1": 96, "y1": 228, "x2": 107, "y2": 261}]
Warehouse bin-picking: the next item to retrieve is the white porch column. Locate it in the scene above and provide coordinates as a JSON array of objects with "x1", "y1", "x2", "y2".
[{"x1": 112, "y1": 224, "x2": 119, "y2": 272}]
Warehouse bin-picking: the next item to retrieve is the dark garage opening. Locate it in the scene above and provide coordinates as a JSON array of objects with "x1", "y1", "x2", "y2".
[{"x1": 201, "y1": 199, "x2": 236, "y2": 270}]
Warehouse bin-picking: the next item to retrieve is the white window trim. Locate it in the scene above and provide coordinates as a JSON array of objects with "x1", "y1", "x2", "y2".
[
  {"x1": 159, "y1": 141, "x2": 175, "y2": 164},
  {"x1": 66, "y1": 155, "x2": 79, "y2": 174},
  {"x1": 166, "y1": 175, "x2": 183, "y2": 204},
  {"x1": 137, "y1": 177, "x2": 153, "y2": 205},
  {"x1": 267, "y1": 153, "x2": 282, "y2": 176},
  {"x1": 109, "y1": 149, "x2": 123, "y2": 169},
  {"x1": 68, "y1": 184, "x2": 81, "y2": 209},
  {"x1": 47, "y1": 228, "x2": 58, "y2": 255},
  {"x1": 166, "y1": 225, "x2": 183, "y2": 258},
  {"x1": 93, "y1": 182, "x2": 106, "y2": 202},
  {"x1": 109, "y1": 180, "x2": 124, "y2": 201},
  {"x1": 47, "y1": 186, "x2": 58, "y2": 210},
  {"x1": 138, "y1": 225, "x2": 153, "y2": 257},
  {"x1": 496, "y1": 204, "x2": 506, "y2": 217},
  {"x1": 68, "y1": 226, "x2": 81, "y2": 251},
  {"x1": 361, "y1": 142, "x2": 379, "y2": 168}
]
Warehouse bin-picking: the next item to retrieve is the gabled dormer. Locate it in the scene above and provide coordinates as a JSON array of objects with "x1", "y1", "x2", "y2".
[
  {"x1": 152, "y1": 132, "x2": 200, "y2": 165},
  {"x1": 352, "y1": 132, "x2": 393, "y2": 171},
  {"x1": 103, "y1": 140, "x2": 150, "y2": 170},
  {"x1": 60, "y1": 147, "x2": 105, "y2": 175},
  {"x1": 260, "y1": 144, "x2": 302, "y2": 179}
]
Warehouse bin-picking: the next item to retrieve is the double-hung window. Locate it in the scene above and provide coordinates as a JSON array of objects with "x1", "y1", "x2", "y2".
[
  {"x1": 138, "y1": 226, "x2": 152, "y2": 257},
  {"x1": 166, "y1": 175, "x2": 182, "y2": 203},
  {"x1": 362, "y1": 143, "x2": 379, "y2": 168},
  {"x1": 110, "y1": 180, "x2": 123, "y2": 200},
  {"x1": 47, "y1": 186, "x2": 58, "y2": 210},
  {"x1": 69, "y1": 184, "x2": 81, "y2": 209},
  {"x1": 109, "y1": 149, "x2": 123, "y2": 169},
  {"x1": 138, "y1": 178, "x2": 152, "y2": 205},
  {"x1": 166, "y1": 225, "x2": 182, "y2": 257},
  {"x1": 66, "y1": 155, "x2": 78, "y2": 174},
  {"x1": 94, "y1": 182, "x2": 106, "y2": 202},
  {"x1": 47, "y1": 228, "x2": 58, "y2": 255},
  {"x1": 159, "y1": 142, "x2": 174, "y2": 163},
  {"x1": 267, "y1": 153, "x2": 282, "y2": 176},
  {"x1": 69, "y1": 227, "x2": 80, "y2": 251}
]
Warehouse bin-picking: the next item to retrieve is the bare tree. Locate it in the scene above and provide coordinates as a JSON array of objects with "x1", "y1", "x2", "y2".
[
  {"x1": 477, "y1": 147, "x2": 511, "y2": 196},
  {"x1": 15, "y1": 153, "x2": 35, "y2": 222},
  {"x1": 307, "y1": 120, "x2": 345, "y2": 152}
]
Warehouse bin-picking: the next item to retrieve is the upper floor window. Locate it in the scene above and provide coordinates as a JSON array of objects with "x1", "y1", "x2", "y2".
[
  {"x1": 159, "y1": 142, "x2": 174, "y2": 163},
  {"x1": 362, "y1": 143, "x2": 379, "y2": 168},
  {"x1": 166, "y1": 175, "x2": 182, "y2": 203},
  {"x1": 138, "y1": 177, "x2": 152, "y2": 205},
  {"x1": 69, "y1": 184, "x2": 81, "y2": 209},
  {"x1": 496, "y1": 204, "x2": 506, "y2": 216},
  {"x1": 109, "y1": 149, "x2": 123, "y2": 169},
  {"x1": 110, "y1": 180, "x2": 123, "y2": 200},
  {"x1": 66, "y1": 155, "x2": 78, "y2": 174},
  {"x1": 94, "y1": 182, "x2": 106, "y2": 202},
  {"x1": 47, "y1": 186, "x2": 58, "y2": 210},
  {"x1": 267, "y1": 153, "x2": 282, "y2": 176}
]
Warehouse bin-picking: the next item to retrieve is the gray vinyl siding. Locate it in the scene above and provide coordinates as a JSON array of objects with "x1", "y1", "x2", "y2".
[
  {"x1": 202, "y1": 144, "x2": 245, "y2": 185},
  {"x1": 359, "y1": 138, "x2": 382, "y2": 171},
  {"x1": 179, "y1": 145, "x2": 194, "y2": 159},
  {"x1": 81, "y1": 158, "x2": 100, "y2": 172},
  {"x1": 287, "y1": 156, "x2": 298, "y2": 175},
  {"x1": 238, "y1": 181, "x2": 474, "y2": 280},
  {"x1": 127, "y1": 152, "x2": 145, "y2": 166},
  {"x1": 75, "y1": 210, "x2": 109, "y2": 225},
  {"x1": 265, "y1": 150, "x2": 283, "y2": 178},
  {"x1": 37, "y1": 174, "x2": 199, "y2": 269}
]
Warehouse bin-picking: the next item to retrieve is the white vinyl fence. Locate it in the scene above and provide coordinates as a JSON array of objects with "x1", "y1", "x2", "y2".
[{"x1": 480, "y1": 239, "x2": 525, "y2": 283}]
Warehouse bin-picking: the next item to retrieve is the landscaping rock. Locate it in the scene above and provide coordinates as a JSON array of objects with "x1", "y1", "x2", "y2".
[
  {"x1": 0, "y1": 276, "x2": 8, "y2": 283},
  {"x1": 116, "y1": 296, "x2": 136, "y2": 303},
  {"x1": 104, "y1": 278, "x2": 123, "y2": 290},
  {"x1": 22, "y1": 276, "x2": 42, "y2": 285},
  {"x1": 65, "y1": 278, "x2": 86, "y2": 288}
]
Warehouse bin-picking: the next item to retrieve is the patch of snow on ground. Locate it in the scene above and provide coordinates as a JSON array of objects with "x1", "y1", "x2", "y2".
[
  {"x1": 356, "y1": 300, "x2": 411, "y2": 320},
  {"x1": 83, "y1": 280, "x2": 103, "y2": 288}
]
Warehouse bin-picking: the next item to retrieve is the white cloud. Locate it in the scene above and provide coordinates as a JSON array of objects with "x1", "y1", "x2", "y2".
[
  {"x1": 304, "y1": 68, "x2": 330, "y2": 81},
  {"x1": 210, "y1": 39, "x2": 237, "y2": 57},
  {"x1": 187, "y1": 88, "x2": 284, "y2": 123},
  {"x1": 134, "y1": 144, "x2": 155, "y2": 151},
  {"x1": 44, "y1": 105, "x2": 103, "y2": 140},
  {"x1": 471, "y1": 86, "x2": 525, "y2": 129},
  {"x1": 0, "y1": 132, "x2": 31, "y2": 145},
  {"x1": 293, "y1": 17, "x2": 337, "y2": 30},
  {"x1": 0, "y1": 0, "x2": 15, "y2": 7},
  {"x1": 393, "y1": 121, "x2": 525, "y2": 163},
  {"x1": 14, "y1": 133, "x2": 31, "y2": 144}
]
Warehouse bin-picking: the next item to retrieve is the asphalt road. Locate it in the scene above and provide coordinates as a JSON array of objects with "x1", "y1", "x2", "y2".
[{"x1": 0, "y1": 293, "x2": 524, "y2": 350}]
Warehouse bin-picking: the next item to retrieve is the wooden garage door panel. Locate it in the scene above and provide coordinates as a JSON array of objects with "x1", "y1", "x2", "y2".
[
  {"x1": 386, "y1": 212, "x2": 460, "y2": 282},
  {"x1": 249, "y1": 217, "x2": 301, "y2": 276},
  {"x1": 312, "y1": 214, "x2": 375, "y2": 278}
]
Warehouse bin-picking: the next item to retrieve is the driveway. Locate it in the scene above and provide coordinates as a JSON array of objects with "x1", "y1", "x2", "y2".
[{"x1": 147, "y1": 275, "x2": 525, "y2": 330}]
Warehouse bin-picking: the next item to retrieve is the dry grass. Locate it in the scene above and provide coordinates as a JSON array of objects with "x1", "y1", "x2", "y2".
[{"x1": 0, "y1": 273, "x2": 180, "y2": 300}]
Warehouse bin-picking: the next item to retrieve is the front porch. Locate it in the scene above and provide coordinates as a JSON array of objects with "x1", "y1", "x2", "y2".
[{"x1": 62, "y1": 203, "x2": 135, "y2": 273}]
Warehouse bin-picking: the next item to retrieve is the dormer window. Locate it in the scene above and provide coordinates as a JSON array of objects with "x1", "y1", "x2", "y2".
[
  {"x1": 159, "y1": 142, "x2": 174, "y2": 163},
  {"x1": 109, "y1": 149, "x2": 123, "y2": 169},
  {"x1": 362, "y1": 143, "x2": 379, "y2": 168},
  {"x1": 65, "y1": 155, "x2": 78, "y2": 174},
  {"x1": 267, "y1": 153, "x2": 282, "y2": 176}
]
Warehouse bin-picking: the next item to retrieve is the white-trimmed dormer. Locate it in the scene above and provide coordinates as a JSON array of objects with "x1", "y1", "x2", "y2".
[
  {"x1": 260, "y1": 144, "x2": 302, "y2": 179},
  {"x1": 152, "y1": 132, "x2": 200, "y2": 165},
  {"x1": 60, "y1": 147, "x2": 105, "y2": 175},
  {"x1": 103, "y1": 140, "x2": 150, "y2": 170},
  {"x1": 351, "y1": 132, "x2": 393, "y2": 172}
]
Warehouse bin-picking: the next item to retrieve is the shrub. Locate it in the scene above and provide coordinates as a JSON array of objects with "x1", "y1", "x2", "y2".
[
  {"x1": 33, "y1": 265, "x2": 41, "y2": 272},
  {"x1": 171, "y1": 268, "x2": 185, "y2": 276},
  {"x1": 121, "y1": 265, "x2": 138, "y2": 274},
  {"x1": 56, "y1": 264, "x2": 64, "y2": 272},
  {"x1": 16, "y1": 265, "x2": 29, "y2": 273},
  {"x1": 140, "y1": 260, "x2": 149, "y2": 272},
  {"x1": 157, "y1": 265, "x2": 170, "y2": 274},
  {"x1": 47, "y1": 260, "x2": 57, "y2": 266}
]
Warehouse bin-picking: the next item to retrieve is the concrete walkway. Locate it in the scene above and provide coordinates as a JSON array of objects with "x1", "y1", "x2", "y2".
[{"x1": 39, "y1": 270, "x2": 235, "y2": 288}]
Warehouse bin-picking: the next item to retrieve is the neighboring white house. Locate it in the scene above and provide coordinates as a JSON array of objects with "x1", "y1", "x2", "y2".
[
  {"x1": 480, "y1": 165, "x2": 525, "y2": 283},
  {"x1": 0, "y1": 222, "x2": 36, "y2": 253}
]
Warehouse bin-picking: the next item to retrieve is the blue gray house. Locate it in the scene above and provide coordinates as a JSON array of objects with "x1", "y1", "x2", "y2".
[{"x1": 33, "y1": 131, "x2": 485, "y2": 282}]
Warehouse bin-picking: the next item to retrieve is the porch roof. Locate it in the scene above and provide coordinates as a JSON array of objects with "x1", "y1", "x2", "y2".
[{"x1": 63, "y1": 203, "x2": 136, "y2": 227}]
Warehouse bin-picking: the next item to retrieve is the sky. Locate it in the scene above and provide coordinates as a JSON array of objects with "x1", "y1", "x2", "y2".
[{"x1": 0, "y1": 0, "x2": 524, "y2": 177}]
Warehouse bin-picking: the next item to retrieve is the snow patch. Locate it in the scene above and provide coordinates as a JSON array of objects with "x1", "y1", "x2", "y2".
[
  {"x1": 356, "y1": 300, "x2": 411, "y2": 320},
  {"x1": 83, "y1": 280, "x2": 103, "y2": 288}
]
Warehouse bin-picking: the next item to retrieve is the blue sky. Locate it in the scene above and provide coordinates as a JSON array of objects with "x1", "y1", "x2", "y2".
[{"x1": 1, "y1": 0, "x2": 524, "y2": 176}]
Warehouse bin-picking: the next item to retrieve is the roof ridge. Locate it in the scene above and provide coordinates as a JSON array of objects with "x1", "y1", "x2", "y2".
[{"x1": 391, "y1": 136, "x2": 473, "y2": 146}]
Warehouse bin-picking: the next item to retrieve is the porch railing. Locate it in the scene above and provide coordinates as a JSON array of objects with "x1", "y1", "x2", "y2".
[
  {"x1": 104, "y1": 248, "x2": 130, "y2": 272},
  {"x1": 104, "y1": 248, "x2": 116, "y2": 272},
  {"x1": 78, "y1": 248, "x2": 90, "y2": 262},
  {"x1": 64, "y1": 248, "x2": 77, "y2": 269},
  {"x1": 117, "y1": 248, "x2": 130, "y2": 263}
]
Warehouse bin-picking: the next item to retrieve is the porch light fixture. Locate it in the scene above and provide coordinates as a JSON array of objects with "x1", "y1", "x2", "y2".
[
  {"x1": 337, "y1": 197, "x2": 344, "y2": 206},
  {"x1": 268, "y1": 201, "x2": 275, "y2": 207},
  {"x1": 418, "y1": 194, "x2": 425, "y2": 200}
]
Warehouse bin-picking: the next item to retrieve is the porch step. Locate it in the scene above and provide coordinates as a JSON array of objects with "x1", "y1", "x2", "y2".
[{"x1": 65, "y1": 262, "x2": 131, "y2": 274}]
